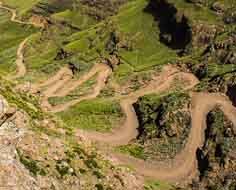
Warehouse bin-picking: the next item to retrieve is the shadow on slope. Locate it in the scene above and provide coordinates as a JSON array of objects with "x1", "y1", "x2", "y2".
[{"x1": 144, "y1": 0, "x2": 192, "y2": 50}]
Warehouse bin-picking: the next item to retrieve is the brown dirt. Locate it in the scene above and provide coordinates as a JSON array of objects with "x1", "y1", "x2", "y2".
[{"x1": 8, "y1": 38, "x2": 28, "y2": 80}]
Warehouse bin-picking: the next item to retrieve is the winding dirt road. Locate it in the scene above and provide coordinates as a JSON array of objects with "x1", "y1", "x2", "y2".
[
  {"x1": 0, "y1": 1, "x2": 42, "y2": 80},
  {"x1": 2, "y1": 1, "x2": 236, "y2": 184},
  {"x1": 76, "y1": 65, "x2": 199, "y2": 146},
  {"x1": 75, "y1": 72, "x2": 236, "y2": 183},
  {"x1": 32, "y1": 63, "x2": 112, "y2": 112},
  {"x1": 26, "y1": 60, "x2": 236, "y2": 183},
  {"x1": 110, "y1": 93, "x2": 236, "y2": 182},
  {"x1": 0, "y1": 2, "x2": 43, "y2": 27},
  {"x1": 9, "y1": 37, "x2": 29, "y2": 79}
]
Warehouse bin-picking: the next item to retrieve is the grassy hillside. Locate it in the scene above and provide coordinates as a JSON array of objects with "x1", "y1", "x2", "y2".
[
  {"x1": 7, "y1": 0, "x2": 178, "y2": 84},
  {"x1": 59, "y1": 0, "x2": 179, "y2": 84},
  {"x1": 57, "y1": 98, "x2": 123, "y2": 132},
  {"x1": 0, "y1": 8, "x2": 36, "y2": 74},
  {"x1": 1, "y1": 0, "x2": 39, "y2": 15},
  {"x1": 1, "y1": 0, "x2": 236, "y2": 189}
]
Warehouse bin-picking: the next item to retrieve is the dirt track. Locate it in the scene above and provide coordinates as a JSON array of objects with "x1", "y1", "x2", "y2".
[
  {"x1": 0, "y1": 1, "x2": 42, "y2": 80},
  {"x1": 110, "y1": 93, "x2": 236, "y2": 182},
  {"x1": 9, "y1": 38, "x2": 28, "y2": 79},
  {"x1": 76, "y1": 65, "x2": 199, "y2": 146},
  {"x1": 0, "y1": 2, "x2": 43, "y2": 27},
  {"x1": 2, "y1": 1, "x2": 236, "y2": 184},
  {"x1": 24, "y1": 60, "x2": 236, "y2": 183},
  {"x1": 31, "y1": 63, "x2": 112, "y2": 112}
]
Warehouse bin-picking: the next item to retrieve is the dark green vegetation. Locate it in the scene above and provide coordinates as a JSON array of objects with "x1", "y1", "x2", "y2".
[
  {"x1": 1, "y1": 0, "x2": 40, "y2": 15},
  {"x1": 145, "y1": 0, "x2": 192, "y2": 50},
  {"x1": 176, "y1": 108, "x2": 236, "y2": 190},
  {"x1": 170, "y1": 0, "x2": 236, "y2": 94},
  {"x1": 144, "y1": 180, "x2": 174, "y2": 190},
  {"x1": 119, "y1": 92, "x2": 191, "y2": 161},
  {"x1": 17, "y1": 148, "x2": 46, "y2": 176}
]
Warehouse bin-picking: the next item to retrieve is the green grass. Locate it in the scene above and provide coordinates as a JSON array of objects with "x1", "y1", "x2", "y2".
[
  {"x1": 63, "y1": 0, "x2": 178, "y2": 82},
  {"x1": 52, "y1": 9, "x2": 97, "y2": 29},
  {"x1": 48, "y1": 76, "x2": 97, "y2": 106},
  {"x1": 22, "y1": 31, "x2": 62, "y2": 82},
  {"x1": 0, "y1": 9, "x2": 36, "y2": 74},
  {"x1": 0, "y1": 79, "x2": 43, "y2": 120},
  {"x1": 17, "y1": 148, "x2": 46, "y2": 176},
  {"x1": 64, "y1": 21, "x2": 111, "y2": 63},
  {"x1": 169, "y1": 0, "x2": 223, "y2": 24},
  {"x1": 22, "y1": 21, "x2": 98, "y2": 83},
  {"x1": 144, "y1": 180, "x2": 173, "y2": 190},
  {"x1": 118, "y1": 144, "x2": 147, "y2": 160},
  {"x1": 2, "y1": 0, "x2": 180, "y2": 84},
  {"x1": 116, "y1": 0, "x2": 177, "y2": 71},
  {"x1": 57, "y1": 98, "x2": 123, "y2": 132},
  {"x1": 22, "y1": 25, "x2": 76, "y2": 82},
  {"x1": 1, "y1": 0, "x2": 40, "y2": 16}
]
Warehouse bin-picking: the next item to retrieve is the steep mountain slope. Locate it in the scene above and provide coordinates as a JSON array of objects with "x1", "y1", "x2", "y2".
[{"x1": 0, "y1": 0, "x2": 236, "y2": 190}]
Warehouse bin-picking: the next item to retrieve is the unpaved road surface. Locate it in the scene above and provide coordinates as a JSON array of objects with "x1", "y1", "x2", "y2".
[
  {"x1": 109, "y1": 93, "x2": 236, "y2": 182},
  {"x1": 0, "y1": 1, "x2": 42, "y2": 80},
  {"x1": 9, "y1": 38, "x2": 29, "y2": 79},
  {"x1": 32, "y1": 63, "x2": 112, "y2": 112},
  {"x1": 0, "y1": 2, "x2": 43, "y2": 27},
  {"x1": 30, "y1": 62, "x2": 236, "y2": 183},
  {"x1": 3, "y1": 1, "x2": 236, "y2": 184},
  {"x1": 76, "y1": 66, "x2": 199, "y2": 146}
]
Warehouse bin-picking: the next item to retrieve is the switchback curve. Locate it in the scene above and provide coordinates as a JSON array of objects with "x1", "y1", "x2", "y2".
[{"x1": 3, "y1": 1, "x2": 236, "y2": 184}]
